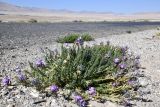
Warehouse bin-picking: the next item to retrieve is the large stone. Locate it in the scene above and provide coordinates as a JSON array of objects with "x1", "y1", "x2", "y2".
[
  {"x1": 89, "y1": 101, "x2": 122, "y2": 107},
  {"x1": 29, "y1": 88, "x2": 39, "y2": 98},
  {"x1": 7, "y1": 104, "x2": 15, "y2": 107},
  {"x1": 138, "y1": 77, "x2": 149, "y2": 87}
]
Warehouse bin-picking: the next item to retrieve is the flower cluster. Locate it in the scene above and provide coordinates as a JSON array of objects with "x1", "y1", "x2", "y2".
[
  {"x1": 50, "y1": 85, "x2": 59, "y2": 93},
  {"x1": 114, "y1": 58, "x2": 126, "y2": 69},
  {"x1": 88, "y1": 87, "x2": 96, "y2": 96},
  {"x1": 74, "y1": 95, "x2": 87, "y2": 107},
  {"x1": 121, "y1": 46, "x2": 128, "y2": 56},
  {"x1": 75, "y1": 37, "x2": 84, "y2": 45},
  {"x1": 15, "y1": 67, "x2": 21, "y2": 73},
  {"x1": 18, "y1": 74, "x2": 26, "y2": 81},
  {"x1": 15, "y1": 67, "x2": 26, "y2": 81},
  {"x1": 2, "y1": 76, "x2": 11, "y2": 86},
  {"x1": 36, "y1": 59, "x2": 45, "y2": 67},
  {"x1": 119, "y1": 63, "x2": 126, "y2": 69},
  {"x1": 114, "y1": 58, "x2": 120, "y2": 64},
  {"x1": 112, "y1": 82, "x2": 119, "y2": 87}
]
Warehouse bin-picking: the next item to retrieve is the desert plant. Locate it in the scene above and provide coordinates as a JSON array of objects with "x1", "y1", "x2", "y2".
[
  {"x1": 56, "y1": 33, "x2": 94, "y2": 43},
  {"x1": 126, "y1": 30, "x2": 132, "y2": 34},
  {"x1": 29, "y1": 19, "x2": 38, "y2": 23},
  {"x1": 73, "y1": 20, "x2": 83, "y2": 22},
  {"x1": 57, "y1": 34, "x2": 79, "y2": 43},
  {"x1": 20, "y1": 39, "x2": 142, "y2": 105},
  {"x1": 82, "y1": 33, "x2": 94, "y2": 41},
  {"x1": 156, "y1": 32, "x2": 160, "y2": 37}
]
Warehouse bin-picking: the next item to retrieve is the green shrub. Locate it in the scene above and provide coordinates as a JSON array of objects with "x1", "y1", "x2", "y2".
[
  {"x1": 156, "y1": 32, "x2": 160, "y2": 37},
  {"x1": 56, "y1": 33, "x2": 94, "y2": 43},
  {"x1": 82, "y1": 34, "x2": 94, "y2": 41},
  {"x1": 22, "y1": 43, "x2": 141, "y2": 104},
  {"x1": 73, "y1": 20, "x2": 83, "y2": 22},
  {"x1": 29, "y1": 19, "x2": 38, "y2": 23},
  {"x1": 126, "y1": 30, "x2": 132, "y2": 34}
]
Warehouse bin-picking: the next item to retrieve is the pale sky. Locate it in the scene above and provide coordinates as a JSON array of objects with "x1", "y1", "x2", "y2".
[{"x1": 1, "y1": 0, "x2": 160, "y2": 14}]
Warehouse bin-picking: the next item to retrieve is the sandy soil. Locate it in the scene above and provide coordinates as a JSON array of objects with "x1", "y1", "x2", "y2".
[{"x1": 1, "y1": 13, "x2": 160, "y2": 23}]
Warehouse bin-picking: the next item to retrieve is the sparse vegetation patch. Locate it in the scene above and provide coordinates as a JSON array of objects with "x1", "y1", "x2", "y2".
[
  {"x1": 126, "y1": 30, "x2": 132, "y2": 34},
  {"x1": 28, "y1": 19, "x2": 38, "y2": 23},
  {"x1": 56, "y1": 33, "x2": 94, "y2": 43},
  {"x1": 156, "y1": 32, "x2": 160, "y2": 37}
]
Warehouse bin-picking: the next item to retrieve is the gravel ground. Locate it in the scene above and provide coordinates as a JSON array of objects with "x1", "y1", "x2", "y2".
[
  {"x1": 1, "y1": 22, "x2": 160, "y2": 70},
  {"x1": 0, "y1": 22, "x2": 160, "y2": 107},
  {"x1": 1, "y1": 22, "x2": 160, "y2": 50}
]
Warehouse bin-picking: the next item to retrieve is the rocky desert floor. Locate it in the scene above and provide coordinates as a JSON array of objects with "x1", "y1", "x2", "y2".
[{"x1": 0, "y1": 22, "x2": 160, "y2": 107}]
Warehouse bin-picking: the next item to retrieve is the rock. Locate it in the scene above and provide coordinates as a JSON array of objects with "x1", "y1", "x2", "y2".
[
  {"x1": 0, "y1": 104, "x2": 6, "y2": 107},
  {"x1": 16, "y1": 95, "x2": 21, "y2": 99},
  {"x1": 7, "y1": 98, "x2": 15, "y2": 102},
  {"x1": 138, "y1": 77, "x2": 149, "y2": 87},
  {"x1": 46, "y1": 100, "x2": 51, "y2": 106},
  {"x1": 45, "y1": 87, "x2": 50, "y2": 92},
  {"x1": 7, "y1": 104, "x2": 15, "y2": 107},
  {"x1": 39, "y1": 93, "x2": 46, "y2": 99},
  {"x1": 51, "y1": 99, "x2": 60, "y2": 107},
  {"x1": 19, "y1": 90, "x2": 25, "y2": 95},
  {"x1": 33, "y1": 100, "x2": 46, "y2": 104},
  {"x1": 8, "y1": 86, "x2": 16, "y2": 90},
  {"x1": 1, "y1": 90, "x2": 9, "y2": 96},
  {"x1": 138, "y1": 87, "x2": 151, "y2": 96},
  {"x1": 89, "y1": 101, "x2": 121, "y2": 107},
  {"x1": 11, "y1": 55, "x2": 16, "y2": 58},
  {"x1": 29, "y1": 88, "x2": 39, "y2": 98},
  {"x1": 25, "y1": 49, "x2": 28, "y2": 51}
]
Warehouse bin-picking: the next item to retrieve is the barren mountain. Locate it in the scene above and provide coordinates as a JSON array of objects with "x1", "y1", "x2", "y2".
[{"x1": 0, "y1": 1, "x2": 160, "y2": 22}]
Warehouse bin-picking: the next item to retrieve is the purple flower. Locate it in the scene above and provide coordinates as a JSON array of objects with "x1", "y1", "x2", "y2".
[
  {"x1": 35, "y1": 59, "x2": 45, "y2": 67},
  {"x1": 121, "y1": 46, "x2": 128, "y2": 56},
  {"x1": 50, "y1": 85, "x2": 59, "y2": 92},
  {"x1": 15, "y1": 66, "x2": 22, "y2": 74},
  {"x1": 112, "y1": 82, "x2": 116, "y2": 87},
  {"x1": 74, "y1": 95, "x2": 87, "y2": 107},
  {"x1": 122, "y1": 56, "x2": 127, "y2": 61},
  {"x1": 128, "y1": 80, "x2": 138, "y2": 87},
  {"x1": 18, "y1": 74, "x2": 26, "y2": 81},
  {"x1": 79, "y1": 99, "x2": 87, "y2": 107},
  {"x1": 74, "y1": 95, "x2": 83, "y2": 102},
  {"x1": 128, "y1": 80, "x2": 134, "y2": 85},
  {"x1": 119, "y1": 64, "x2": 126, "y2": 69},
  {"x1": 88, "y1": 87, "x2": 96, "y2": 95},
  {"x1": 64, "y1": 43, "x2": 69, "y2": 47},
  {"x1": 112, "y1": 82, "x2": 119, "y2": 87},
  {"x1": 114, "y1": 58, "x2": 120, "y2": 64},
  {"x1": 2, "y1": 76, "x2": 11, "y2": 86},
  {"x1": 76, "y1": 37, "x2": 84, "y2": 45}
]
